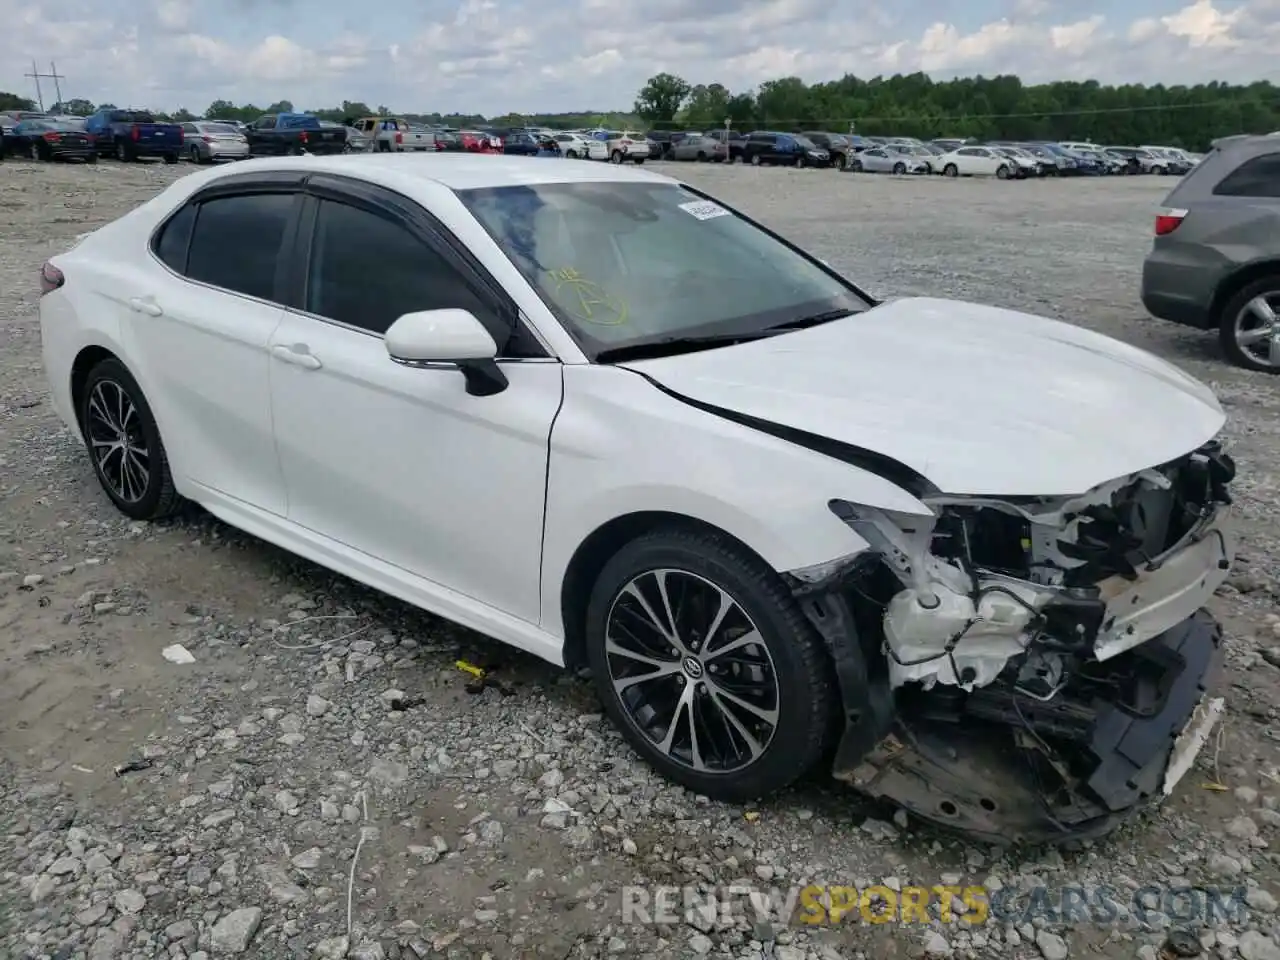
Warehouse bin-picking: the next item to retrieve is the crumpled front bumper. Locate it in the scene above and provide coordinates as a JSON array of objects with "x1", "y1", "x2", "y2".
[{"x1": 836, "y1": 610, "x2": 1224, "y2": 845}]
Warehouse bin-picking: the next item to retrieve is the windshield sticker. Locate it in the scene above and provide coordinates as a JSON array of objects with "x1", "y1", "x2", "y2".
[
  {"x1": 678, "y1": 200, "x2": 730, "y2": 222},
  {"x1": 549, "y1": 267, "x2": 629, "y2": 326}
]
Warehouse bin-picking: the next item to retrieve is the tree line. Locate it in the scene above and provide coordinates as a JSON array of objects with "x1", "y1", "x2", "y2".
[{"x1": 5, "y1": 71, "x2": 1279, "y2": 149}]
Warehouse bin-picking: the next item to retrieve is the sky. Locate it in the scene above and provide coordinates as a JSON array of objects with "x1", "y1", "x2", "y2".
[{"x1": 0, "y1": 0, "x2": 1276, "y2": 116}]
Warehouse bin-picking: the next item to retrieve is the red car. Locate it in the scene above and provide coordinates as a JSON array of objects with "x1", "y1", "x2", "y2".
[{"x1": 458, "y1": 130, "x2": 502, "y2": 154}]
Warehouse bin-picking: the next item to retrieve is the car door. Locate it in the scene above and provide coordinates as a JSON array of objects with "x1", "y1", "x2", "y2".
[
  {"x1": 863, "y1": 148, "x2": 888, "y2": 172},
  {"x1": 127, "y1": 178, "x2": 299, "y2": 515},
  {"x1": 266, "y1": 177, "x2": 561, "y2": 624}
]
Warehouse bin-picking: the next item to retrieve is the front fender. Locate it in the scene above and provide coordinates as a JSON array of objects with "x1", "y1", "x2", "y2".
[{"x1": 539, "y1": 366, "x2": 931, "y2": 639}]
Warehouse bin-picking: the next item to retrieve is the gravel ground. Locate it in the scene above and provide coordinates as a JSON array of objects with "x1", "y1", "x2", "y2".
[{"x1": 5, "y1": 157, "x2": 1280, "y2": 960}]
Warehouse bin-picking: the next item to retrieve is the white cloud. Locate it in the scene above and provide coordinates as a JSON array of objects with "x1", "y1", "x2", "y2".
[{"x1": 0, "y1": 0, "x2": 1273, "y2": 114}]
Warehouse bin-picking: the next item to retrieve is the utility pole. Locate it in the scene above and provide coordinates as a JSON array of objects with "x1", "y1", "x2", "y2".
[{"x1": 24, "y1": 60, "x2": 66, "y2": 112}]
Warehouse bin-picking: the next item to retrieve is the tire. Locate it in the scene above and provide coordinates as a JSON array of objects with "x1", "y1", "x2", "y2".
[
  {"x1": 566, "y1": 150, "x2": 578, "y2": 159},
  {"x1": 1218, "y1": 276, "x2": 1280, "y2": 374},
  {"x1": 943, "y1": 163, "x2": 958, "y2": 177},
  {"x1": 1151, "y1": 166, "x2": 1166, "y2": 176},
  {"x1": 585, "y1": 526, "x2": 838, "y2": 802},
  {"x1": 378, "y1": 140, "x2": 391, "y2": 153},
  {"x1": 189, "y1": 145, "x2": 201, "y2": 164},
  {"x1": 836, "y1": 152, "x2": 848, "y2": 171},
  {"x1": 116, "y1": 141, "x2": 131, "y2": 162},
  {"x1": 893, "y1": 162, "x2": 906, "y2": 175},
  {"x1": 849, "y1": 158, "x2": 862, "y2": 172},
  {"x1": 87, "y1": 154, "x2": 98, "y2": 164},
  {"x1": 610, "y1": 150, "x2": 623, "y2": 164},
  {"x1": 164, "y1": 153, "x2": 178, "y2": 165},
  {"x1": 696, "y1": 151, "x2": 706, "y2": 162},
  {"x1": 996, "y1": 164, "x2": 1009, "y2": 180},
  {"x1": 28, "y1": 142, "x2": 39, "y2": 161},
  {"x1": 79, "y1": 358, "x2": 184, "y2": 521},
  {"x1": 750, "y1": 153, "x2": 761, "y2": 166},
  {"x1": 633, "y1": 158, "x2": 645, "y2": 165}
]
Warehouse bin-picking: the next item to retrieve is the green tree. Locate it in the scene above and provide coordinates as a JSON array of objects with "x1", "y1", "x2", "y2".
[
  {"x1": 0, "y1": 91, "x2": 36, "y2": 111},
  {"x1": 634, "y1": 72, "x2": 690, "y2": 127}
]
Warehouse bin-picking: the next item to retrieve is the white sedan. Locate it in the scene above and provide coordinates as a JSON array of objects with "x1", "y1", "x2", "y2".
[
  {"x1": 554, "y1": 132, "x2": 606, "y2": 161},
  {"x1": 38, "y1": 155, "x2": 1234, "y2": 843},
  {"x1": 936, "y1": 145, "x2": 1015, "y2": 179}
]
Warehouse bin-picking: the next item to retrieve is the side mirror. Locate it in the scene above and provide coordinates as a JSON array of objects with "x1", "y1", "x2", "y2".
[{"x1": 384, "y1": 309, "x2": 507, "y2": 397}]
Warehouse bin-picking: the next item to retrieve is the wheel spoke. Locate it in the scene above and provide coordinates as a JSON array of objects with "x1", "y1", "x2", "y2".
[
  {"x1": 704, "y1": 688, "x2": 768, "y2": 763},
  {"x1": 620, "y1": 578, "x2": 680, "y2": 649},
  {"x1": 704, "y1": 677, "x2": 779, "y2": 727},
  {"x1": 1246, "y1": 295, "x2": 1279, "y2": 326},
  {"x1": 703, "y1": 628, "x2": 763, "y2": 662}
]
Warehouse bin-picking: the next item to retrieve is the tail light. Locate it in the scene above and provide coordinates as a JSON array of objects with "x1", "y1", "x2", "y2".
[
  {"x1": 395, "y1": 131, "x2": 403, "y2": 145},
  {"x1": 299, "y1": 130, "x2": 309, "y2": 145},
  {"x1": 130, "y1": 124, "x2": 140, "y2": 140},
  {"x1": 40, "y1": 261, "x2": 64, "y2": 295},
  {"x1": 42, "y1": 132, "x2": 62, "y2": 142},
  {"x1": 85, "y1": 133, "x2": 96, "y2": 142},
  {"x1": 202, "y1": 135, "x2": 213, "y2": 143},
  {"x1": 177, "y1": 127, "x2": 184, "y2": 143},
  {"x1": 1154, "y1": 208, "x2": 1187, "y2": 236}
]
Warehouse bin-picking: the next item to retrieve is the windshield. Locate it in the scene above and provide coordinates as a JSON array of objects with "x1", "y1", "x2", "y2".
[
  {"x1": 457, "y1": 181, "x2": 869, "y2": 360},
  {"x1": 201, "y1": 122, "x2": 240, "y2": 135}
]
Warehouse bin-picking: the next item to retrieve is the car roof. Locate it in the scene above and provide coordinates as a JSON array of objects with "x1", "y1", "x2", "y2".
[{"x1": 190, "y1": 152, "x2": 677, "y2": 191}]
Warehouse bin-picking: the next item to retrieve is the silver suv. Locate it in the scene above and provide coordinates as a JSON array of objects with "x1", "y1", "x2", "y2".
[{"x1": 1141, "y1": 134, "x2": 1280, "y2": 372}]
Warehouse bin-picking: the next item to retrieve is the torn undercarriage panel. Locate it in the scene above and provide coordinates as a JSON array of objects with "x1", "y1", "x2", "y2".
[{"x1": 792, "y1": 439, "x2": 1236, "y2": 844}]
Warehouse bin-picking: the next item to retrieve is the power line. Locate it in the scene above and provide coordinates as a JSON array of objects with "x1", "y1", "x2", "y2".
[{"x1": 23, "y1": 60, "x2": 65, "y2": 113}]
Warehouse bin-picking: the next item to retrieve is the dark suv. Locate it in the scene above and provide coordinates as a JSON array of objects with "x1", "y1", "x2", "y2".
[
  {"x1": 802, "y1": 131, "x2": 854, "y2": 169},
  {"x1": 1141, "y1": 135, "x2": 1280, "y2": 372},
  {"x1": 741, "y1": 131, "x2": 829, "y2": 167}
]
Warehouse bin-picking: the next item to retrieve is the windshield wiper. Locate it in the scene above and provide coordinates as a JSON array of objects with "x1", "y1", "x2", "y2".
[
  {"x1": 595, "y1": 332, "x2": 774, "y2": 363},
  {"x1": 762, "y1": 308, "x2": 856, "y2": 332}
]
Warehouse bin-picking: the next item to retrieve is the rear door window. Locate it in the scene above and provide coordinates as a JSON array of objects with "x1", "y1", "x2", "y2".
[{"x1": 185, "y1": 193, "x2": 297, "y2": 301}]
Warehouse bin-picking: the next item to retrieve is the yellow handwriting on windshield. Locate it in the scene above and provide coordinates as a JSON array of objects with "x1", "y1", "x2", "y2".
[{"x1": 549, "y1": 267, "x2": 629, "y2": 326}]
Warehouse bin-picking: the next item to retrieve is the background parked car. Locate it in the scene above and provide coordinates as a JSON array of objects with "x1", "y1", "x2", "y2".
[
  {"x1": 670, "y1": 134, "x2": 727, "y2": 162},
  {"x1": 742, "y1": 131, "x2": 827, "y2": 167},
  {"x1": 84, "y1": 108, "x2": 182, "y2": 163},
  {"x1": 701, "y1": 129, "x2": 747, "y2": 162},
  {"x1": 852, "y1": 145, "x2": 930, "y2": 175},
  {"x1": 552, "y1": 132, "x2": 601, "y2": 159},
  {"x1": 502, "y1": 131, "x2": 541, "y2": 156},
  {"x1": 989, "y1": 146, "x2": 1038, "y2": 178},
  {"x1": 244, "y1": 112, "x2": 345, "y2": 156},
  {"x1": 2, "y1": 109, "x2": 49, "y2": 156},
  {"x1": 180, "y1": 120, "x2": 249, "y2": 163},
  {"x1": 937, "y1": 146, "x2": 1014, "y2": 179},
  {"x1": 13, "y1": 117, "x2": 96, "y2": 163},
  {"x1": 457, "y1": 130, "x2": 502, "y2": 153},
  {"x1": 802, "y1": 132, "x2": 854, "y2": 169},
  {"x1": 605, "y1": 131, "x2": 650, "y2": 164},
  {"x1": 1142, "y1": 135, "x2": 1280, "y2": 372}
]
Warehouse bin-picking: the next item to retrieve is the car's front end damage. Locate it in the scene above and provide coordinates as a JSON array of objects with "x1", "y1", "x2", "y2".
[{"x1": 787, "y1": 439, "x2": 1236, "y2": 845}]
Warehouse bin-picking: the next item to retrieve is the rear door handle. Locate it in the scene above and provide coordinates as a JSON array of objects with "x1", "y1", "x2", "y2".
[
  {"x1": 128, "y1": 297, "x2": 163, "y2": 317},
  {"x1": 271, "y1": 344, "x2": 322, "y2": 369}
]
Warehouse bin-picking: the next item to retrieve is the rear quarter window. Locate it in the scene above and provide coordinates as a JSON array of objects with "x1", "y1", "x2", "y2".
[{"x1": 1213, "y1": 153, "x2": 1280, "y2": 198}]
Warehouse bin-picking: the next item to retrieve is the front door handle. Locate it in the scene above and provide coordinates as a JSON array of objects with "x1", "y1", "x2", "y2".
[
  {"x1": 271, "y1": 344, "x2": 322, "y2": 369},
  {"x1": 128, "y1": 297, "x2": 163, "y2": 317}
]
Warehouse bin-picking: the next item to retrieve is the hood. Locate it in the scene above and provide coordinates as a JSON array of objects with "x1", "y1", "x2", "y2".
[{"x1": 621, "y1": 297, "x2": 1224, "y2": 497}]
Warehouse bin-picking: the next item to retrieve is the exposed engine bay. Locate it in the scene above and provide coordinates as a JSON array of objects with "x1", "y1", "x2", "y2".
[{"x1": 790, "y1": 439, "x2": 1236, "y2": 844}]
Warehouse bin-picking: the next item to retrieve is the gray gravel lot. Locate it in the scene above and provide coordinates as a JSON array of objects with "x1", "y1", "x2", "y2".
[{"x1": 5, "y1": 157, "x2": 1280, "y2": 960}]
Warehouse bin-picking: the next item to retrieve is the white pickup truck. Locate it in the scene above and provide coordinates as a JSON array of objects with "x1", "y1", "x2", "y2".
[{"x1": 353, "y1": 117, "x2": 436, "y2": 152}]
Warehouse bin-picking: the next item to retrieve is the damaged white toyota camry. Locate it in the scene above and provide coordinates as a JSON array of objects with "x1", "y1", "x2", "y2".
[{"x1": 39, "y1": 154, "x2": 1234, "y2": 844}]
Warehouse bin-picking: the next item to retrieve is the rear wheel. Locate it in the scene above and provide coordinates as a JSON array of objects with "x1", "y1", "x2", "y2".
[
  {"x1": 849, "y1": 157, "x2": 862, "y2": 172},
  {"x1": 189, "y1": 145, "x2": 201, "y2": 164},
  {"x1": 696, "y1": 151, "x2": 707, "y2": 162},
  {"x1": 750, "y1": 153, "x2": 761, "y2": 166},
  {"x1": 585, "y1": 527, "x2": 837, "y2": 802},
  {"x1": 944, "y1": 163, "x2": 958, "y2": 177},
  {"x1": 79, "y1": 358, "x2": 184, "y2": 520},
  {"x1": 115, "y1": 141, "x2": 132, "y2": 162},
  {"x1": 1219, "y1": 277, "x2": 1280, "y2": 374},
  {"x1": 996, "y1": 164, "x2": 1010, "y2": 180},
  {"x1": 893, "y1": 161, "x2": 906, "y2": 175},
  {"x1": 610, "y1": 150, "x2": 623, "y2": 164},
  {"x1": 164, "y1": 153, "x2": 178, "y2": 164},
  {"x1": 566, "y1": 149, "x2": 578, "y2": 159}
]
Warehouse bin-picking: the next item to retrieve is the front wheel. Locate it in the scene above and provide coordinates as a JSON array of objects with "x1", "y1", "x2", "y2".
[
  {"x1": 79, "y1": 358, "x2": 185, "y2": 520},
  {"x1": 849, "y1": 158, "x2": 862, "y2": 172},
  {"x1": 750, "y1": 153, "x2": 762, "y2": 166},
  {"x1": 944, "y1": 163, "x2": 958, "y2": 177},
  {"x1": 610, "y1": 150, "x2": 623, "y2": 164},
  {"x1": 116, "y1": 141, "x2": 131, "y2": 162},
  {"x1": 1219, "y1": 277, "x2": 1280, "y2": 374},
  {"x1": 893, "y1": 162, "x2": 906, "y2": 175},
  {"x1": 996, "y1": 164, "x2": 1010, "y2": 180},
  {"x1": 585, "y1": 527, "x2": 838, "y2": 802}
]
